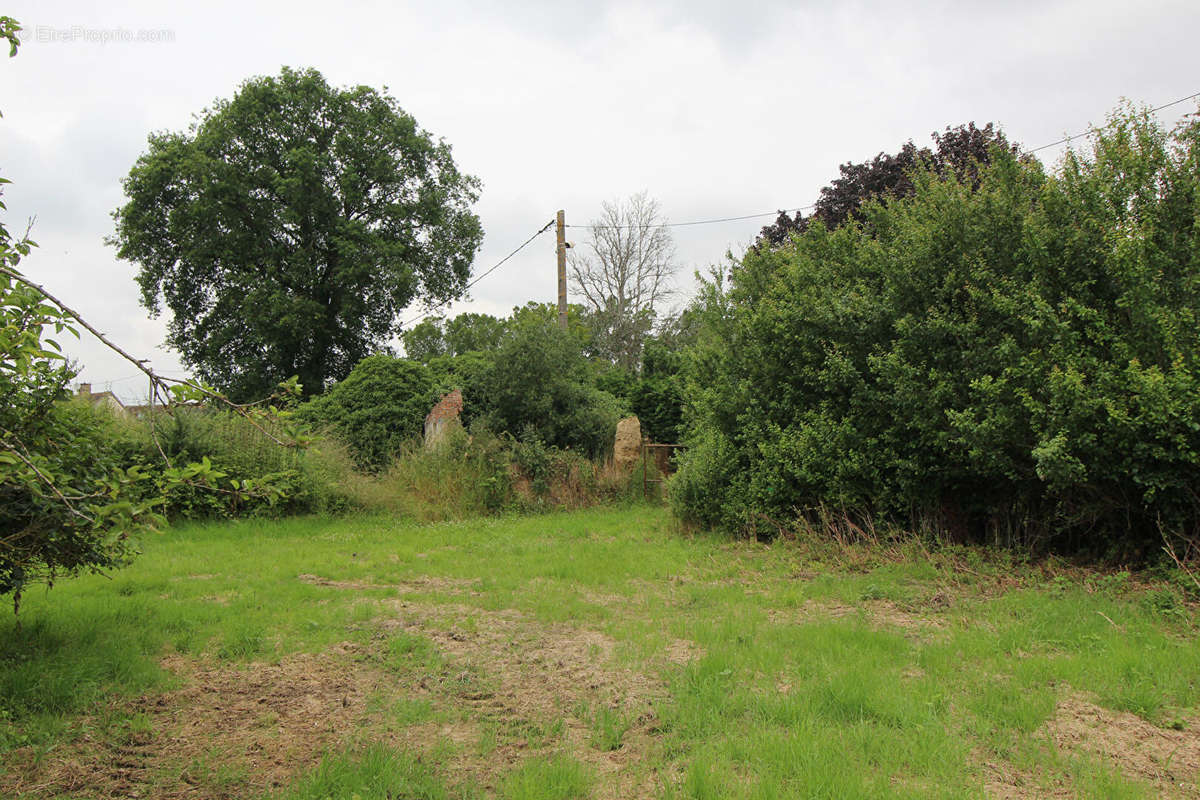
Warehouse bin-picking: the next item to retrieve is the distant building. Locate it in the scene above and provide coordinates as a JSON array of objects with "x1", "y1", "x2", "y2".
[{"x1": 76, "y1": 382, "x2": 128, "y2": 415}]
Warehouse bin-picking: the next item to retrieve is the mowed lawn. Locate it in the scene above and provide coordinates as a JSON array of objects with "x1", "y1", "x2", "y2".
[{"x1": 1, "y1": 506, "x2": 1198, "y2": 799}]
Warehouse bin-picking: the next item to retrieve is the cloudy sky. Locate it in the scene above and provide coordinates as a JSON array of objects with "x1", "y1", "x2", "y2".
[{"x1": 2, "y1": 0, "x2": 1198, "y2": 401}]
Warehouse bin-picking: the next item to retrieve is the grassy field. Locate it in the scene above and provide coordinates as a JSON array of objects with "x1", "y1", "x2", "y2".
[{"x1": 1, "y1": 506, "x2": 1198, "y2": 799}]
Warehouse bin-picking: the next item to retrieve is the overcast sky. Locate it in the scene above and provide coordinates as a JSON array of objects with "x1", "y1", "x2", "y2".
[{"x1": 2, "y1": 0, "x2": 1198, "y2": 401}]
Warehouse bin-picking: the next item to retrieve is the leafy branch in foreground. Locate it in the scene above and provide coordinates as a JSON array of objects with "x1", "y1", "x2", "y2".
[
  {"x1": 0, "y1": 254, "x2": 308, "y2": 613},
  {"x1": 0, "y1": 213, "x2": 304, "y2": 615},
  {"x1": 0, "y1": 16, "x2": 310, "y2": 613}
]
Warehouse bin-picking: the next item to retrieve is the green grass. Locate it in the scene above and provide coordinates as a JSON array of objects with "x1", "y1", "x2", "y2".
[
  {"x1": 500, "y1": 754, "x2": 591, "y2": 800},
  {"x1": 584, "y1": 702, "x2": 632, "y2": 751},
  {"x1": 1, "y1": 506, "x2": 1198, "y2": 798},
  {"x1": 277, "y1": 744, "x2": 454, "y2": 800}
]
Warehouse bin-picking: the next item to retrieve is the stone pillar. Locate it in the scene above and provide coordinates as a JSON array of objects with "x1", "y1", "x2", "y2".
[{"x1": 613, "y1": 416, "x2": 641, "y2": 473}]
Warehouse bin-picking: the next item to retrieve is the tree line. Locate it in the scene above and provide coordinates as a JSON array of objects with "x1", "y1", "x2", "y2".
[
  {"x1": 675, "y1": 106, "x2": 1200, "y2": 558},
  {"x1": 5, "y1": 26, "x2": 1200, "y2": 608}
]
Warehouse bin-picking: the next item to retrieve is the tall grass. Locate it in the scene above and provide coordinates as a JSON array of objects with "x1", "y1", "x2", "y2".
[
  {"x1": 108, "y1": 406, "x2": 359, "y2": 519},
  {"x1": 335, "y1": 427, "x2": 650, "y2": 521},
  {"x1": 94, "y1": 405, "x2": 658, "y2": 525}
]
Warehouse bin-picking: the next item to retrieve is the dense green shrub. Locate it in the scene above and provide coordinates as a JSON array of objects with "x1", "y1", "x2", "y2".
[
  {"x1": 113, "y1": 407, "x2": 355, "y2": 520},
  {"x1": 426, "y1": 350, "x2": 493, "y2": 428},
  {"x1": 1, "y1": 397, "x2": 149, "y2": 605},
  {"x1": 630, "y1": 342, "x2": 684, "y2": 443},
  {"x1": 674, "y1": 106, "x2": 1200, "y2": 555},
  {"x1": 298, "y1": 354, "x2": 433, "y2": 470},
  {"x1": 478, "y1": 319, "x2": 621, "y2": 458}
]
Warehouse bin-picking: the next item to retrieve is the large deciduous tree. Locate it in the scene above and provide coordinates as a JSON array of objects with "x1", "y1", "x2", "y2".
[
  {"x1": 569, "y1": 192, "x2": 677, "y2": 370},
  {"x1": 112, "y1": 67, "x2": 484, "y2": 401}
]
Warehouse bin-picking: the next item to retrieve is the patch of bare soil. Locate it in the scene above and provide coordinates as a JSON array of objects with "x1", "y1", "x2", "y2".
[
  {"x1": 1, "y1": 649, "x2": 389, "y2": 799},
  {"x1": 663, "y1": 638, "x2": 704, "y2": 665},
  {"x1": 381, "y1": 599, "x2": 685, "y2": 798},
  {"x1": 297, "y1": 572, "x2": 477, "y2": 594},
  {"x1": 767, "y1": 599, "x2": 945, "y2": 639},
  {"x1": 386, "y1": 600, "x2": 657, "y2": 714},
  {"x1": 3, "y1": 592, "x2": 696, "y2": 800},
  {"x1": 980, "y1": 696, "x2": 1200, "y2": 799},
  {"x1": 978, "y1": 756, "x2": 1073, "y2": 799},
  {"x1": 1046, "y1": 695, "x2": 1200, "y2": 797}
]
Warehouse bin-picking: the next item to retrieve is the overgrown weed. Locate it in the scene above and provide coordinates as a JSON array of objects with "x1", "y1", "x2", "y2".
[{"x1": 335, "y1": 427, "x2": 653, "y2": 521}]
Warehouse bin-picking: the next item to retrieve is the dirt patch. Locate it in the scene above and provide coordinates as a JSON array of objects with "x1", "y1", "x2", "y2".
[
  {"x1": 663, "y1": 638, "x2": 704, "y2": 665},
  {"x1": 4, "y1": 597, "x2": 682, "y2": 800},
  {"x1": 1046, "y1": 695, "x2": 1200, "y2": 797},
  {"x1": 385, "y1": 600, "x2": 662, "y2": 718},
  {"x1": 978, "y1": 755, "x2": 1073, "y2": 799},
  {"x1": 380, "y1": 600, "x2": 674, "y2": 798},
  {"x1": 1, "y1": 650, "x2": 390, "y2": 799},
  {"x1": 297, "y1": 573, "x2": 477, "y2": 594},
  {"x1": 869, "y1": 600, "x2": 946, "y2": 635},
  {"x1": 981, "y1": 696, "x2": 1200, "y2": 799},
  {"x1": 767, "y1": 599, "x2": 945, "y2": 639}
]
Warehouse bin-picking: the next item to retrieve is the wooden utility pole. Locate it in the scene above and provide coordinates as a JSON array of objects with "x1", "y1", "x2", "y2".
[{"x1": 556, "y1": 209, "x2": 567, "y2": 331}]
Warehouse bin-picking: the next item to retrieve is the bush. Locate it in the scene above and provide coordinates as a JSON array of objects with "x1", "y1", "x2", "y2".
[
  {"x1": 674, "y1": 105, "x2": 1200, "y2": 556},
  {"x1": 1, "y1": 397, "x2": 148, "y2": 605},
  {"x1": 426, "y1": 350, "x2": 493, "y2": 428},
  {"x1": 298, "y1": 355, "x2": 433, "y2": 470},
  {"x1": 113, "y1": 407, "x2": 356, "y2": 520},
  {"x1": 479, "y1": 319, "x2": 621, "y2": 458}
]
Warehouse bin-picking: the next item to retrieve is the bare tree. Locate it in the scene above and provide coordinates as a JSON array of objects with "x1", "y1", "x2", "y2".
[{"x1": 569, "y1": 192, "x2": 678, "y2": 369}]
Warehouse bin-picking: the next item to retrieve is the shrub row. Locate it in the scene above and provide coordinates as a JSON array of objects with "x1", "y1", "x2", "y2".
[{"x1": 672, "y1": 108, "x2": 1200, "y2": 556}]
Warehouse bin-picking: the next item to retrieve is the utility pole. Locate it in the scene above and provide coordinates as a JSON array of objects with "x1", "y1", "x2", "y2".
[{"x1": 556, "y1": 209, "x2": 568, "y2": 331}]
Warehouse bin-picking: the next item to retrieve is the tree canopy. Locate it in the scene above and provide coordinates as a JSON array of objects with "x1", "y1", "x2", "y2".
[
  {"x1": 112, "y1": 67, "x2": 483, "y2": 401},
  {"x1": 758, "y1": 122, "x2": 1018, "y2": 247},
  {"x1": 401, "y1": 312, "x2": 509, "y2": 362},
  {"x1": 478, "y1": 318, "x2": 621, "y2": 458}
]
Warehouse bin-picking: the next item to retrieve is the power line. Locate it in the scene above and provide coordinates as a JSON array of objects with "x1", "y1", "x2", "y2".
[
  {"x1": 400, "y1": 218, "x2": 555, "y2": 329},
  {"x1": 570, "y1": 88, "x2": 1200, "y2": 231},
  {"x1": 565, "y1": 207, "x2": 811, "y2": 231},
  {"x1": 1027, "y1": 90, "x2": 1200, "y2": 154},
  {"x1": 396, "y1": 89, "x2": 1200, "y2": 320}
]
